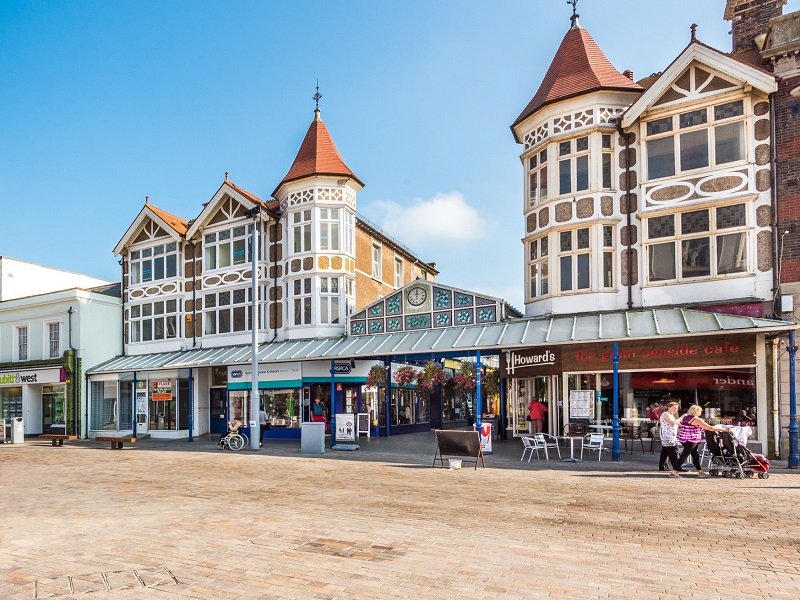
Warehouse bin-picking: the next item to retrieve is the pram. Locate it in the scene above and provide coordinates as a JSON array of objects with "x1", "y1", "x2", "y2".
[{"x1": 704, "y1": 429, "x2": 770, "y2": 479}]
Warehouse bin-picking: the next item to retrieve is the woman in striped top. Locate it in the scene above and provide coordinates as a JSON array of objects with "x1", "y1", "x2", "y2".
[{"x1": 677, "y1": 405, "x2": 727, "y2": 477}]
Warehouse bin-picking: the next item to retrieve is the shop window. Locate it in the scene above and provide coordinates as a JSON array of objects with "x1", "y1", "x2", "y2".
[
  {"x1": 645, "y1": 100, "x2": 746, "y2": 181},
  {"x1": 319, "y1": 276, "x2": 341, "y2": 325},
  {"x1": 645, "y1": 204, "x2": 748, "y2": 283},
  {"x1": 47, "y1": 322, "x2": 61, "y2": 358},
  {"x1": 292, "y1": 210, "x2": 312, "y2": 254},
  {"x1": 204, "y1": 226, "x2": 252, "y2": 271},
  {"x1": 263, "y1": 388, "x2": 301, "y2": 429},
  {"x1": 204, "y1": 287, "x2": 252, "y2": 335},
  {"x1": 90, "y1": 380, "x2": 118, "y2": 430},
  {"x1": 148, "y1": 378, "x2": 187, "y2": 431},
  {"x1": 559, "y1": 228, "x2": 591, "y2": 292},
  {"x1": 558, "y1": 136, "x2": 590, "y2": 196},
  {"x1": 16, "y1": 325, "x2": 28, "y2": 361},
  {"x1": 528, "y1": 235, "x2": 549, "y2": 299},
  {"x1": 291, "y1": 277, "x2": 312, "y2": 326},
  {"x1": 130, "y1": 242, "x2": 178, "y2": 284},
  {"x1": 527, "y1": 148, "x2": 548, "y2": 207},
  {"x1": 0, "y1": 386, "x2": 23, "y2": 420},
  {"x1": 130, "y1": 299, "x2": 179, "y2": 342},
  {"x1": 319, "y1": 207, "x2": 340, "y2": 251}
]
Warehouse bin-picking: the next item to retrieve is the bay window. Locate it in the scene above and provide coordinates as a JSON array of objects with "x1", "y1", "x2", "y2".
[
  {"x1": 292, "y1": 210, "x2": 312, "y2": 253},
  {"x1": 646, "y1": 203, "x2": 748, "y2": 282},
  {"x1": 645, "y1": 100, "x2": 746, "y2": 180},
  {"x1": 559, "y1": 228, "x2": 591, "y2": 292},
  {"x1": 344, "y1": 211, "x2": 355, "y2": 255},
  {"x1": 291, "y1": 277, "x2": 312, "y2": 326},
  {"x1": 319, "y1": 208, "x2": 340, "y2": 251},
  {"x1": 130, "y1": 300, "x2": 178, "y2": 342},
  {"x1": 602, "y1": 134, "x2": 613, "y2": 190},
  {"x1": 558, "y1": 136, "x2": 590, "y2": 196},
  {"x1": 130, "y1": 242, "x2": 178, "y2": 284},
  {"x1": 320, "y1": 276, "x2": 341, "y2": 324},
  {"x1": 527, "y1": 148, "x2": 548, "y2": 207},
  {"x1": 204, "y1": 287, "x2": 254, "y2": 335},
  {"x1": 528, "y1": 236, "x2": 549, "y2": 298}
]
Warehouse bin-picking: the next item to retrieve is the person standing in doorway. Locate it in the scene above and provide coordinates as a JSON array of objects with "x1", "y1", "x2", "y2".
[
  {"x1": 528, "y1": 397, "x2": 548, "y2": 434},
  {"x1": 311, "y1": 397, "x2": 327, "y2": 430}
]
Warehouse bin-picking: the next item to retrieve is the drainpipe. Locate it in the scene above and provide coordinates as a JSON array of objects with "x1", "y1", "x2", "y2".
[
  {"x1": 769, "y1": 93, "x2": 780, "y2": 316},
  {"x1": 67, "y1": 307, "x2": 79, "y2": 437},
  {"x1": 788, "y1": 330, "x2": 798, "y2": 469},
  {"x1": 772, "y1": 339, "x2": 781, "y2": 459},
  {"x1": 616, "y1": 120, "x2": 634, "y2": 309}
]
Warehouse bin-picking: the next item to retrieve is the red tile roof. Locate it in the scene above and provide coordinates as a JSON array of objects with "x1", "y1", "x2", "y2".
[
  {"x1": 224, "y1": 179, "x2": 279, "y2": 211},
  {"x1": 146, "y1": 200, "x2": 188, "y2": 235},
  {"x1": 273, "y1": 109, "x2": 363, "y2": 196},
  {"x1": 512, "y1": 24, "x2": 643, "y2": 134}
]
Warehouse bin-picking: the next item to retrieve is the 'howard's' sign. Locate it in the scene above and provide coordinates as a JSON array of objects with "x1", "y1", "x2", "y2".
[{"x1": 500, "y1": 348, "x2": 561, "y2": 378}]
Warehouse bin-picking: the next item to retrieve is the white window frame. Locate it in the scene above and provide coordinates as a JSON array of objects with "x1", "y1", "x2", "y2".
[
  {"x1": 130, "y1": 242, "x2": 179, "y2": 285},
  {"x1": 345, "y1": 278, "x2": 355, "y2": 316},
  {"x1": 372, "y1": 244, "x2": 382, "y2": 280},
  {"x1": 344, "y1": 211, "x2": 355, "y2": 255},
  {"x1": 203, "y1": 287, "x2": 253, "y2": 336},
  {"x1": 558, "y1": 227, "x2": 592, "y2": 293},
  {"x1": 45, "y1": 321, "x2": 61, "y2": 359},
  {"x1": 129, "y1": 299, "x2": 179, "y2": 343},
  {"x1": 319, "y1": 207, "x2": 341, "y2": 252},
  {"x1": 528, "y1": 235, "x2": 550, "y2": 300},
  {"x1": 601, "y1": 134, "x2": 614, "y2": 190},
  {"x1": 557, "y1": 136, "x2": 591, "y2": 197},
  {"x1": 290, "y1": 277, "x2": 312, "y2": 326},
  {"x1": 204, "y1": 225, "x2": 251, "y2": 272},
  {"x1": 527, "y1": 148, "x2": 549, "y2": 208},
  {"x1": 292, "y1": 210, "x2": 312, "y2": 254},
  {"x1": 319, "y1": 276, "x2": 341, "y2": 325},
  {"x1": 394, "y1": 257, "x2": 403, "y2": 288},
  {"x1": 644, "y1": 203, "x2": 750, "y2": 284},
  {"x1": 643, "y1": 99, "x2": 747, "y2": 182},
  {"x1": 15, "y1": 324, "x2": 29, "y2": 361}
]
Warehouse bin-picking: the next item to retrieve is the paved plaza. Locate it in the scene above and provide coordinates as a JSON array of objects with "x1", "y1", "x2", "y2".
[{"x1": 1, "y1": 434, "x2": 799, "y2": 599}]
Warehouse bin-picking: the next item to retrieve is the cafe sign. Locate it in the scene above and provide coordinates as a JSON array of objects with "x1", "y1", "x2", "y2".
[{"x1": 500, "y1": 347, "x2": 561, "y2": 378}]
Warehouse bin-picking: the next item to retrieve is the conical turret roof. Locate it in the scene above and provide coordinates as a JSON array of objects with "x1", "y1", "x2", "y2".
[
  {"x1": 273, "y1": 109, "x2": 363, "y2": 197},
  {"x1": 511, "y1": 21, "x2": 643, "y2": 135}
]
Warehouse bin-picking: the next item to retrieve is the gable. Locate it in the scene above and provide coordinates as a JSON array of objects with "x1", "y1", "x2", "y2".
[
  {"x1": 652, "y1": 62, "x2": 740, "y2": 109},
  {"x1": 207, "y1": 195, "x2": 248, "y2": 227},
  {"x1": 131, "y1": 219, "x2": 172, "y2": 246}
]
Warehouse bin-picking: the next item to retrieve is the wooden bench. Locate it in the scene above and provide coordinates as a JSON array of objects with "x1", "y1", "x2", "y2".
[
  {"x1": 39, "y1": 434, "x2": 78, "y2": 447},
  {"x1": 95, "y1": 436, "x2": 138, "y2": 450}
]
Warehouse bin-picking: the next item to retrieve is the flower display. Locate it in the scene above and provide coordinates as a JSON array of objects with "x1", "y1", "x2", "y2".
[
  {"x1": 366, "y1": 365, "x2": 387, "y2": 388},
  {"x1": 416, "y1": 361, "x2": 446, "y2": 390},
  {"x1": 453, "y1": 362, "x2": 477, "y2": 392},
  {"x1": 394, "y1": 365, "x2": 418, "y2": 387}
]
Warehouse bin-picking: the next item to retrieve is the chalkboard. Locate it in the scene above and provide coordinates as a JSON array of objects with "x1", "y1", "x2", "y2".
[
  {"x1": 357, "y1": 413, "x2": 370, "y2": 437},
  {"x1": 433, "y1": 430, "x2": 485, "y2": 469}
]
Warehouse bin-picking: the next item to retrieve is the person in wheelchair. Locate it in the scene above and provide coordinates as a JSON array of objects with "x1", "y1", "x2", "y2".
[{"x1": 217, "y1": 418, "x2": 243, "y2": 448}]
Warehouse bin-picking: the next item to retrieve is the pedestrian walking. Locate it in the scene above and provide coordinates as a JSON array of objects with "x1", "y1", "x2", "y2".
[
  {"x1": 658, "y1": 401, "x2": 682, "y2": 477},
  {"x1": 676, "y1": 405, "x2": 726, "y2": 477}
]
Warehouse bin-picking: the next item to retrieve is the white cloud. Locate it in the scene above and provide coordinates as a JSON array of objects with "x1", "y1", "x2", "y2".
[{"x1": 369, "y1": 191, "x2": 486, "y2": 245}]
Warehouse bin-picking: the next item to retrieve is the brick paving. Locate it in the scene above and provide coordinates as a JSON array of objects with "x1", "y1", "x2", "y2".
[{"x1": 1, "y1": 433, "x2": 798, "y2": 599}]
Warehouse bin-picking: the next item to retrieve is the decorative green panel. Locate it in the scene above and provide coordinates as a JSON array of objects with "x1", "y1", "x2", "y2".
[
  {"x1": 434, "y1": 311, "x2": 451, "y2": 326},
  {"x1": 351, "y1": 321, "x2": 366, "y2": 334},
  {"x1": 455, "y1": 309, "x2": 473, "y2": 325},
  {"x1": 406, "y1": 314, "x2": 431, "y2": 330},
  {"x1": 433, "y1": 288, "x2": 451, "y2": 309},
  {"x1": 386, "y1": 293, "x2": 402, "y2": 315},
  {"x1": 477, "y1": 306, "x2": 496, "y2": 323},
  {"x1": 475, "y1": 296, "x2": 495, "y2": 306},
  {"x1": 368, "y1": 303, "x2": 384, "y2": 317},
  {"x1": 369, "y1": 319, "x2": 384, "y2": 333},
  {"x1": 387, "y1": 318, "x2": 402, "y2": 332},
  {"x1": 455, "y1": 293, "x2": 473, "y2": 307}
]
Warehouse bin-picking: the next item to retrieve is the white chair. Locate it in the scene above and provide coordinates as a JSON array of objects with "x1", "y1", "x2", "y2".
[
  {"x1": 581, "y1": 433, "x2": 605, "y2": 461},
  {"x1": 521, "y1": 436, "x2": 545, "y2": 462},
  {"x1": 534, "y1": 433, "x2": 561, "y2": 460}
]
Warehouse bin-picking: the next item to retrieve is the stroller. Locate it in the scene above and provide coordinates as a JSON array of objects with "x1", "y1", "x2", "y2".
[{"x1": 704, "y1": 429, "x2": 770, "y2": 479}]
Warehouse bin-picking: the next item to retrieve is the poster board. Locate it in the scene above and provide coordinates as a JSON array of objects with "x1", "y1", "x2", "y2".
[
  {"x1": 335, "y1": 414, "x2": 356, "y2": 442},
  {"x1": 569, "y1": 390, "x2": 594, "y2": 419},
  {"x1": 356, "y1": 413, "x2": 370, "y2": 437}
]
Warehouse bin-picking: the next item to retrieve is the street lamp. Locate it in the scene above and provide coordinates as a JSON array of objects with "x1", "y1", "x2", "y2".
[{"x1": 245, "y1": 205, "x2": 261, "y2": 450}]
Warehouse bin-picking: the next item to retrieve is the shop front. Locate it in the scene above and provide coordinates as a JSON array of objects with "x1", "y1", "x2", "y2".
[
  {"x1": 227, "y1": 362, "x2": 302, "y2": 440},
  {"x1": 0, "y1": 366, "x2": 68, "y2": 437},
  {"x1": 501, "y1": 333, "x2": 768, "y2": 452}
]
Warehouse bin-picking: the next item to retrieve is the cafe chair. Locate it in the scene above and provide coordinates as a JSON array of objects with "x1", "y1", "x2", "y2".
[
  {"x1": 581, "y1": 433, "x2": 605, "y2": 461},
  {"x1": 563, "y1": 422, "x2": 587, "y2": 437},
  {"x1": 621, "y1": 426, "x2": 645, "y2": 453},
  {"x1": 520, "y1": 436, "x2": 545, "y2": 462},
  {"x1": 533, "y1": 433, "x2": 561, "y2": 460}
]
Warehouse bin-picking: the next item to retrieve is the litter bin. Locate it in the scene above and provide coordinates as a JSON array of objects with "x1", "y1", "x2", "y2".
[
  {"x1": 300, "y1": 421, "x2": 325, "y2": 454},
  {"x1": 10, "y1": 417, "x2": 24, "y2": 444}
]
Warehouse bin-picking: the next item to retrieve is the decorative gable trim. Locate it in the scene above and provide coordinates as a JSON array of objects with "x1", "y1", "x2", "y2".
[
  {"x1": 185, "y1": 182, "x2": 268, "y2": 240},
  {"x1": 114, "y1": 206, "x2": 184, "y2": 255}
]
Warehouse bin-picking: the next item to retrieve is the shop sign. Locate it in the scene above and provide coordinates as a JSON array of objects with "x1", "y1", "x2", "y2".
[
  {"x1": 500, "y1": 347, "x2": 561, "y2": 378},
  {"x1": 151, "y1": 380, "x2": 173, "y2": 401},
  {"x1": 228, "y1": 363, "x2": 302, "y2": 385},
  {"x1": 335, "y1": 414, "x2": 356, "y2": 442},
  {"x1": 561, "y1": 335, "x2": 756, "y2": 372},
  {"x1": 0, "y1": 368, "x2": 64, "y2": 386}
]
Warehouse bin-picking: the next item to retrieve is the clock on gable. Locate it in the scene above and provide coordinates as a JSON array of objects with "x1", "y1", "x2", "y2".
[{"x1": 407, "y1": 286, "x2": 428, "y2": 306}]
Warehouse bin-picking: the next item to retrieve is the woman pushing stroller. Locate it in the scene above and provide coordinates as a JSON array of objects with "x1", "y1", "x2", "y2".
[{"x1": 676, "y1": 404, "x2": 727, "y2": 477}]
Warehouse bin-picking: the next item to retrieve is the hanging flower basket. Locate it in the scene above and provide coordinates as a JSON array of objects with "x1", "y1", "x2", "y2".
[
  {"x1": 416, "y1": 361, "x2": 446, "y2": 390},
  {"x1": 394, "y1": 365, "x2": 418, "y2": 387},
  {"x1": 453, "y1": 362, "x2": 476, "y2": 393},
  {"x1": 366, "y1": 365, "x2": 387, "y2": 388}
]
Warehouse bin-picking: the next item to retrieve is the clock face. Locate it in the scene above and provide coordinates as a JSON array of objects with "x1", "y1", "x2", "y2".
[{"x1": 407, "y1": 286, "x2": 427, "y2": 306}]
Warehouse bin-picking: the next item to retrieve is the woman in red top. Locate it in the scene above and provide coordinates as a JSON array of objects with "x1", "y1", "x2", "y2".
[{"x1": 528, "y1": 398, "x2": 548, "y2": 434}]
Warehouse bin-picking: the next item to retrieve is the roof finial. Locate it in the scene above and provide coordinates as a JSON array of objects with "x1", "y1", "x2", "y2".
[
  {"x1": 313, "y1": 80, "x2": 322, "y2": 120},
  {"x1": 690, "y1": 23, "x2": 698, "y2": 41},
  {"x1": 145, "y1": 195, "x2": 149, "y2": 205},
  {"x1": 567, "y1": 0, "x2": 580, "y2": 29},
  {"x1": 225, "y1": 171, "x2": 229, "y2": 182}
]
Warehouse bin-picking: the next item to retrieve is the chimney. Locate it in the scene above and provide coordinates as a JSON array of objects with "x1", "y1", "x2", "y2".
[
  {"x1": 725, "y1": 0, "x2": 786, "y2": 54},
  {"x1": 622, "y1": 70, "x2": 634, "y2": 80}
]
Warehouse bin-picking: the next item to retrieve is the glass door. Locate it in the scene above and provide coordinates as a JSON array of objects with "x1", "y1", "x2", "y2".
[
  {"x1": 42, "y1": 388, "x2": 66, "y2": 434},
  {"x1": 135, "y1": 381, "x2": 148, "y2": 433}
]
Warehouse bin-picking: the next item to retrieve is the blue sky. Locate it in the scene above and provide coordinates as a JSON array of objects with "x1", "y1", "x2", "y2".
[{"x1": 2, "y1": 0, "x2": 798, "y2": 309}]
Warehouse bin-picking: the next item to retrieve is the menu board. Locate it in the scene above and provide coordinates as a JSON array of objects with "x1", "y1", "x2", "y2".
[{"x1": 569, "y1": 390, "x2": 594, "y2": 419}]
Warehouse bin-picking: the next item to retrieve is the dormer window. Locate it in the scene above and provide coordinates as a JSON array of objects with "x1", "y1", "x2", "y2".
[
  {"x1": 645, "y1": 100, "x2": 745, "y2": 180},
  {"x1": 130, "y1": 243, "x2": 178, "y2": 284}
]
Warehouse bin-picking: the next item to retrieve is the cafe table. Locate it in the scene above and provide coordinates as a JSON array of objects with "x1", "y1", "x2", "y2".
[{"x1": 560, "y1": 435, "x2": 584, "y2": 463}]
